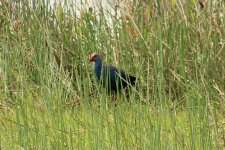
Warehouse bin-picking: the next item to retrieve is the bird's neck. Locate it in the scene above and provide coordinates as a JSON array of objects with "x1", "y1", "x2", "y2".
[{"x1": 93, "y1": 60, "x2": 102, "y2": 79}]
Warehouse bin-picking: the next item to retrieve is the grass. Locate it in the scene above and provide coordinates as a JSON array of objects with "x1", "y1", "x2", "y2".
[{"x1": 0, "y1": 0, "x2": 225, "y2": 149}]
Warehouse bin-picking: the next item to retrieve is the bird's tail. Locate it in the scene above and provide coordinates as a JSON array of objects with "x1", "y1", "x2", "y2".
[{"x1": 128, "y1": 75, "x2": 136, "y2": 86}]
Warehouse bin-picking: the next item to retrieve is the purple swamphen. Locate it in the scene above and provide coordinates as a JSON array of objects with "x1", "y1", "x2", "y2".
[{"x1": 89, "y1": 53, "x2": 136, "y2": 93}]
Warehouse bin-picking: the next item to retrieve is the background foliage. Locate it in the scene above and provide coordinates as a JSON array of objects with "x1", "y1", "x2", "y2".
[{"x1": 0, "y1": 0, "x2": 224, "y2": 149}]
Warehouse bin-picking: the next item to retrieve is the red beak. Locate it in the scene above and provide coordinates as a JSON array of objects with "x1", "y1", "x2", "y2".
[{"x1": 88, "y1": 56, "x2": 93, "y2": 62}]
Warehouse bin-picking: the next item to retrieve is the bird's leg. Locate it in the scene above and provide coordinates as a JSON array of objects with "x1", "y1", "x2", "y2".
[
  {"x1": 123, "y1": 86, "x2": 131, "y2": 101},
  {"x1": 110, "y1": 90, "x2": 117, "y2": 101}
]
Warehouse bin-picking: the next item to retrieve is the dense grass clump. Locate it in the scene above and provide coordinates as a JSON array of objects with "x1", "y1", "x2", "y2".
[{"x1": 0, "y1": 0, "x2": 224, "y2": 149}]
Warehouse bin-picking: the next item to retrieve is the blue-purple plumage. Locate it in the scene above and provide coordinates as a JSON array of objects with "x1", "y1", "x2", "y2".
[{"x1": 89, "y1": 53, "x2": 136, "y2": 93}]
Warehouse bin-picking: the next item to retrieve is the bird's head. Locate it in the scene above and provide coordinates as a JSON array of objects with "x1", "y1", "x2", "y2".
[{"x1": 88, "y1": 53, "x2": 101, "y2": 62}]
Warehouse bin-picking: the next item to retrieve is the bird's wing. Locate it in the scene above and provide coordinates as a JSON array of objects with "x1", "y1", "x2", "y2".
[
  {"x1": 102, "y1": 66, "x2": 136, "y2": 90},
  {"x1": 102, "y1": 65, "x2": 117, "y2": 79},
  {"x1": 108, "y1": 66, "x2": 131, "y2": 85},
  {"x1": 110, "y1": 66, "x2": 136, "y2": 86}
]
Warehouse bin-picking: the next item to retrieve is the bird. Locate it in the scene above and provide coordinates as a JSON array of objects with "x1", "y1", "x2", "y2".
[{"x1": 88, "y1": 53, "x2": 136, "y2": 93}]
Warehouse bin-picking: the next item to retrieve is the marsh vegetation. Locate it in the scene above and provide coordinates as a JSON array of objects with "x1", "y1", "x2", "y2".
[{"x1": 0, "y1": 0, "x2": 224, "y2": 149}]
